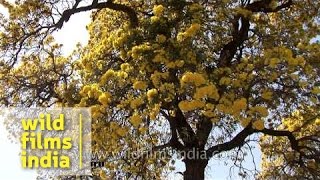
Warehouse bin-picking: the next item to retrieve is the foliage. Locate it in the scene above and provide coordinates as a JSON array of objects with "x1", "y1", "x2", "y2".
[{"x1": 1, "y1": 0, "x2": 320, "y2": 179}]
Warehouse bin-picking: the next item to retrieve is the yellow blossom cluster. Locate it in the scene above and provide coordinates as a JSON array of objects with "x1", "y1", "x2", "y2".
[
  {"x1": 153, "y1": 50, "x2": 168, "y2": 64},
  {"x1": 240, "y1": 117, "x2": 251, "y2": 128},
  {"x1": 185, "y1": 51, "x2": 197, "y2": 64},
  {"x1": 153, "y1": 5, "x2": 164, "y2": 17},
  {"x1": 264, "y1": 58, "x2": 280, "y2": 68},
  {"x1": 80, "y1": 84, "x2": 102, "y2": 99},
  {"x1": 259, "y1": 108, "x2": 320, "y2": 178},
  {"x1": 147, "y1": 88, "x2": 158, "y2": 101},
  {"x1": 219, "y1": 77, "x2": 232, "y2": 86},
  {"x1": 129, "y1": 43, "x2": 152, "y2": 60},
  {"x1": 281, "y1": 111, "x2": 304, "y2": 132},
  {"x1": 232, "y1": 98, "x2": 247, "y2": 112},
  {"x1": 98, "y1": 92, "x2": 112, "y2": 106},
  {"x1": 252, "y1": 119, "x2": 265, "y2": 130},
  {"x1": 249, "y1": 106, "x2": 269, "y2": 117},
  {"x1": 133, "y1": 81, "x2": 148, "y2": 90},
  {"x1": 180, "y1": 72, "x2": 206, "y2": 87},
  {"x1": 156, "y1": 34, "x2": 166, "y2": 43},
  {"x1": 159, "y1": 83, "x2": 175, "y2": 102},
  {"x1": 91, "y1": 105, "x2": 105, "y2": 119},
  {"x1": 151, "y1": 71, "x2": 169, "y2": 87},
  {"x1": 193, "y1": 84, "x2": 220, "y2": 101},
  {"x1": 165, "y1": 60, "x2": 185, "y2": 69},
  {"x1": 189, "y1": 3, "x2": 203, "y2": 12},
  {"x1": 149, "y1": 103, "x2": 161, "y2": 120},
  {"x1": 202, "y1": 103, "x2": 216, "y2": 118},
  {"x1": 177, "y1": 23, "x2": 201, "y2": 42},
  {"x1": 130, "y1": 113, "x2": 142, "y2": 127},
  {"x1": 130, "y1": 97, "x2": 144, "y2": 109},
  {"x1": 116, "y1": 127, "x2": 127, "y2": 137},
  {"x1": 99, "y1": 69, "x2": 130, "y2": 86},
  {"x1": 120, "y1": 63, "x2": 132, "y2": 72},
  {"x1": 109, "y1": 122, "x2": 128, "y2": 137},
  {"x1": 311, "y1": 86, "x2": 320, "y2": 94},
  {"x1": 178, "y1": 100, "x2": 205, "y2": 112},
  {"x1": 261, "y1": 90, "x2": 273, "y2": 100},
  {"x1": 264, "y1": 47, "x2": 305, "y2": 68},
  {"x1": 100, "y1": 69, "x2": 115, "y2": 85}
]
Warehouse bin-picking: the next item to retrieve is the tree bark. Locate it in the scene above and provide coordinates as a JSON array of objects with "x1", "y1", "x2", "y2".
[{"x1": 184, "y1": 159, "x2": 208, "y2": 180}]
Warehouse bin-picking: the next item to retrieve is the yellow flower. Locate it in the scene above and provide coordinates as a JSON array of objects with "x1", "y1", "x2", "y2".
[
  {"x1": 151, "y1": 71, "x2": 169, "y2": 87},
  {"x1": 185, "y1": 23, "x2": 201, "y2": 37},
  {"x1": 153, "y1": 53, "x2": 167, "y2": 63},
  {"x1": 177, "y1": 32, "x2": 185, "y2": 42},
  {"x1": 80, "y1": 85, "x2": 91, "y2": 96},
  {"x1": 252, "y1": 120, "x2": 265, "y2": 130},
  {"x1": 147, "y1": 88, "x2": 158, "y2": 101},
  {"x1": 133, "y1": 81, "x2": 148, "y2": 90},
  {"x1": 261, "y1": 91, "x2": 273, "y2": 100},
  {"x1": 287, "y1": 57, "x2": 298, "y2": 66},
  {"x1": 219, "y1": 77, "x2": 232, "y2": 85},
  {"x1": 178, "y1": 100, "x2": 205, "y2": 111},
  {"x1": 130, "y1": 98, "x2": 144, "y2": 109},
  {"x1": 311, "y1": 87, "x2": 320, "y2": 94},
  {"x1": 78, "y1": 98, "x2": 87, "y2": 107},
  {"x1": 206, "y1": 103, "x2": 215, "y2": 110},
  {"x1": 110, "y1": 122, "x2": 119, "y2": 130},
  {"x1": 151, "y1": 16, "x2": 160, "y2": 23},
  {"x1": 153, "y1": 5, "x2": 164, "y2": 16},
  {"x1": 130, "y1": 113, "x2": 142, "y2": 127},
  {"x1": 116, "y1": 127, "x2": 127, "y2": 137},
  {"x1": 194, "y1": 85, "x2": 220, "y2": 100},
  {"x1": 268, "y1": 58, "x2": 280, "y2": 68},
  {"x1": 99, "y1": 170, "x2": 107, "y2": 179},
  {"x1": 166, "y1": 62, "x2": 176, "y2": 69},
  {"x1": 269, "y1": 0, "x2": 278, "y2": 10},
  {"x1": 233, "y1": 98, "x2": 247, "y2": 111},
  {"x1": 87, "y1": 84, "x2": 102, "y2": 98},
  {"x1": 149, "y1": 104, "x2": 161, "y2": 120},
  {"x1": 181, "y1": 72, "x2": 206, "y2": 86},
  {"x1": 156, "y1": 34, "x2": 166, "y2": 43},
  {"x1": 91, "y1": 105, "x2": 103, "y2": 119},
  {"x1": 189, "y1": 3, "x2": 203, "y2": 12},
  {"x1": 177, "y1": 23, "x2": 201, "y2": 41},
  {"x1": 139, "y1": 127, "x2": 148, "y2": 133},
  {"x1": 175, "y1": 60, "x2": 185, "y2": 67},
  {"x1": 120, "y1": 63, "x2": 131, "y2": 72},
  {"x1": 240, "y1": 118, "x2": 251, "y2": 128},
  {"x1": 254, "y1": 106, "x2": 269, "y2": 117},
  {"x1": 239, "y1": 72, "x2": 247, "y2": 81},
  {"x1": 98, "y1": 92, "x2": 111, "y2": 106},
  {"x1": 100, "y1": 69, "x2": 115, "y2": 84}
]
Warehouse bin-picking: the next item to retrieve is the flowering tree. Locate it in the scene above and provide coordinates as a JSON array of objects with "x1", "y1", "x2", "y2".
[{"x1": 1, "y1": 0, "x2": 320, "y2": 179}]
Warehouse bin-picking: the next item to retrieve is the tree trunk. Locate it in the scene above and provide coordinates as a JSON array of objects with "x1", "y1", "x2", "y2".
[{"x1": 184, "y1": 159, "x2": 208, "y2": 180}]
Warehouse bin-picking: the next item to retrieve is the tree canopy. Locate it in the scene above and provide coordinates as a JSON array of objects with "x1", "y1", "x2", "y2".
[{"x1": 0, "y1": 0, "x2": 320, "y2": 179}]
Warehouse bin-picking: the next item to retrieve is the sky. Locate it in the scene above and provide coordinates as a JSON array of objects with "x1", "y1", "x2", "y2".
[{"x1": 0, "y1": 3, "x2": 262, "y2": 180}]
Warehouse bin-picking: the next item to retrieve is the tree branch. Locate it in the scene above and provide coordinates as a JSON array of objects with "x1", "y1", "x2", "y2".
[
  {"x1": 216, "y1": 0, "x2": 293, "y2": 68},
  {"x1": 246, "y1": 0, "x2": 293, "y2": 13},
  {"x1": 217, "y1": 13, "x2": 250, "y2": 67},
  {"x1": 207, "y1": 125, "x2": 254, "y2": 158},
  {"x1": 257, "y1": 128, "x2": 300, "y2": 151},
  {"x1": 207, "y1": 124, "x2": 317, "y2": 162},
  {"x1": 56, "y1": 1, "x2": 138, "y2": 29}
]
